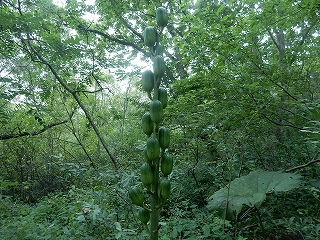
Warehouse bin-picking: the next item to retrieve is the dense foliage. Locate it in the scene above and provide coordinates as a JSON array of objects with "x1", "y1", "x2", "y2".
[{"x1": 0, "y1": 0, "x2": 319, "y2": 239}]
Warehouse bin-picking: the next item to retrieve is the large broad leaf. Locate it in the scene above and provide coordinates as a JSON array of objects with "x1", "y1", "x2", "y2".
[{"x1": 207, "y1": 170, "x2": 301, "y2": 218}]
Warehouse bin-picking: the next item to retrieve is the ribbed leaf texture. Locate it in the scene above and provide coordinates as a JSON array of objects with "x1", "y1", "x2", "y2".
[{"x1": 207, "y1": 170, "x2": 301, "y2": 217}]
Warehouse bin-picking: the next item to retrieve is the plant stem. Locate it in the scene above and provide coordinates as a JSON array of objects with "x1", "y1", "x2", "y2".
[
  {"x1": 150, "y1": 156, "x2": 160, "y2": 240},
  {"x1": 255, "y1": 206, "x2": 266, "y2": 240},
  {"x1": 149, "y1": 74, "x2": 161, "y2": 240}
]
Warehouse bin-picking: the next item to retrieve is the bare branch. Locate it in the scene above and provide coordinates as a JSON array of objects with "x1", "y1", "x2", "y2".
[
  {"x1": 262, "y1": 111, "x2": 306, "y2": 130},
  {"x1": 299, "y1": 23, "x2": 316, "y2": 46},
  {"x1": 266, "y1": 28, "x2": 280, "y2": 52},
  {"x1": 78, "y1": 25, "x2": 151, "y2": 58},
  {"x1": 0, "y1": 119, "x2": 69, "y2": 140},
  {"x1": 249, "y1": 93, "x2": 305, "y2": 130},
  {"x1": 74, "y1": 88, "x2": 104, "y2": 94},
  {"x1": 91, "y1": 73, "x2": 114, "y2": 94},
  {"x1": 251, "y1": 60, "x2": 298, "y2": 101},
  {"x1": 286, "y1": 152, "x2": 320, "y2": 172},
  {"x1": 120, "y1": 16, "x2": 144, "y2": 42},
  {"x1": 65, "y1": 112, "x2": 96, "y2": 169},
  {"x1": 261, "y1": 112, "x2": 306, "y2": 130}
]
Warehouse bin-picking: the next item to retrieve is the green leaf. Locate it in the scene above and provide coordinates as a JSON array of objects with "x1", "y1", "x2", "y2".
[{"x1": 207, "y1": 170, "x2": 301, "y2": 217}]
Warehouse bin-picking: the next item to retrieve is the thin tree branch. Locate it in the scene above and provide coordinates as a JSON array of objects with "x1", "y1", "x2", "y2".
[
  {"x1": 91, "y1": 73, "x2": 114, "y2": 94},
  {"x1": 264, "y1": 108, "x2": 305, "y2": 127},
  {"x1": 266, "y1": 28, "x2": 280, "y2": 53},
  {"x1": 286, "y1": 152, "x2": 320, "y2": 172},
  {"x1": 25, "y1": 34, "x2": 120, "y2": 170},
  {"x1": 120, "y1": 16, "x2": 144, "y2": 42},
  {"x1": 66, "y1": 110, "x2": 96, "y2": 169},
  {"x1": 251, "y1": 60, "x2": 298, "y2": 101},
  {"x1": 2, "y1": 0, "x2": 22, "y2": 14},
  {"x1": 0, "y1": 119, "x2": 69, "y2": 140},
  {"x1": 249, "y1": 93, "x2": 304, "y2": 130},
  {"x1": 74, "y1": 88, "x2": 104, "y2": 94},
  {"x1": 261, "y1": 112, "x2": 306, "y2": 130},
  {"x1": 78, "y1": 25, "x2": 151, "y2": 58},
  {"x1": 299, "y1": 25, "x2": 313, "y2": 46}
]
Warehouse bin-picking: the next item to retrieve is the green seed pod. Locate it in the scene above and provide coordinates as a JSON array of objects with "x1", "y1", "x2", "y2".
[
  {"x1": 150, "y1": 100, "x2": 163, "y2": 124},
  {"x1": 141, "y1": 70, "x2": 154, "y2": 93},
  {"x1": 129, "y1": 186, "x2": 144, "y2": 207},
  {"x1": 146, "y1": 137, "x2": 160, "y2": 161},
  {"x1": 161, "y1": 152, "x2": 173, "y2": 176},
  {"x1": 155, "y1": 44, "x2": 164, "y2": 56},
  {"x1": 153, "y1": 55, "x2": 166, "y2": 78},
  {"x1": 142, "y1": 112, "x2": 153, "y2": 136},
  {"x1": 159, "y1": 126, "x2": 170, "y2": 149},
  {"x1": 144, "y1": 147, "x2": 152, "y2": 164},
  {"x1": 156, "y1": 7, "x2": 168, "y2": 27},
  {"x1": 140, "y1": 163, "x2": 154, "y2": 186},
  {"x1": 144, "y1": 26, "x2": 157, "y2": 47},
  {"x1": 158, "y1": 87, "x2": 168, "y2": 109},
  {"x1": 138, "y1": 208, "x2": 150, "y2": 224},
  {"x1": 157, "y1": 178, "x2": 171, "y2": 200}
]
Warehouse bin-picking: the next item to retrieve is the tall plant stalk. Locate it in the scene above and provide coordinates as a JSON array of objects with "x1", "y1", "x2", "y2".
[{"x1": 128, "y1": 7, "x2": 172, "y2": 240}]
